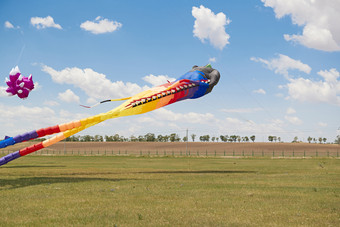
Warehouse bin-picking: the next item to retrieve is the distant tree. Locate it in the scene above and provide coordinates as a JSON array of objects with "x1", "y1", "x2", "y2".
[
  {"x1": 313, "y1": 138, "x2": 317, "y2": 143},
  {"x1": 81, "y1": 135, "x2": 93, "y2": 142},
  {"x1": 230, "y1": 135, "x2": 237, "y2": 142},
  {"x1": 138, "y1": 135, "x2": 145, "y2": 142},
  {"x1": 211, "y1": 137, "x2": 216, "y2": 142},
  {"x1": 94, "y1": 135, "x2": 103, "y2": 142},
  {"x1": 130, "y1": 135, "x2": 138, "y2": 142},
  {"x1": 191, "y1": 134, "x2": 196, "y2": 142},
  {"x1": 318, "y1": 137, "x2": 323, "y2": 144},
  {"x1": 335, "y1": 135, "x2": 340, "y2": 144},
  {"x1": 278, "y1": 137, "x2": 281, "y2": 142},
  {"x1": 112, "y1": 134, "x2": 122, "y2": 142},
  {"x1": 250, "y1": 135, "x2": 255, "y2": 142},
  {"x1": 244, "y1": 136, "x2": 249, "y2": 142},
  {"x1": 199, "y1": 135, "x2": 210, "y2": 142},
  {"x1": 268, "y1": 136, "x2": 273, "y2": 142},
  {"x1": 273, "y1": 136, "x2": 277, "y2": 142},
  {"x1": 170, "y1": 133, "x2": 180, "y2": 142},
  {"x1": 216, "y1": 137, "x2": 219, "y2": 142},
  {"x1": 220, "y1": 135, "x2": 227, "y2": 142},
  {"x1": 144, "y1": 133, "x2": 156, "y2": 142},
  {"x1": 183, "y1": 136, "x2": 188, "y2": 142},
  {"x1": 307, "y1": 136, "x2": 313, "y2": 143},
  {"x1": 323, "y1": 138, "x2": 327, "y2": 144},
  {"x1": 292, "y1": 136, "x2": 299, "y2": 143}
]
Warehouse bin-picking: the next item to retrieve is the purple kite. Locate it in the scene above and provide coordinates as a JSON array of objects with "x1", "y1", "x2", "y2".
[{"x1": 5, "y1": 66, "x2": 34, "y2": 99}]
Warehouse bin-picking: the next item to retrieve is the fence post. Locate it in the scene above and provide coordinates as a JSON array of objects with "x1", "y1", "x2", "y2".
[{"x1": 224, "y1": 151, "x2": 226, "y2": 156}]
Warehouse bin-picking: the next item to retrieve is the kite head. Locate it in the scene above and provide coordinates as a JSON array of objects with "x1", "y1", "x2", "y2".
[
  {"x1": 116, "y1": 64, "x2": 220, "y2": 116},
  {"x1": 175, "y1": 64, "x2": 220, "y2": 99}
]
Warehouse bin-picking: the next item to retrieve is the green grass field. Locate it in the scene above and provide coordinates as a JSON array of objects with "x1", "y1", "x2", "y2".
[{"x1": 1, "y1": 156, "x2": 339, "y2": 226}]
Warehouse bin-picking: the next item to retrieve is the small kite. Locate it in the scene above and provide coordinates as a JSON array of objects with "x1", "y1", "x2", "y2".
[
  {"x1": 5, "y1": 66, "x2": 34, "y2": 99},
  {"x1": 0, "y1": 64, "x2": 220, "y2": 166}
]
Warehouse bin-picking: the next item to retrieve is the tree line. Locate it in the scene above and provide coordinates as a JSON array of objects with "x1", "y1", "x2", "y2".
[
  {"x1": 64, "y1": 133, "x2": 257, "y2": 142},
  {"x1": 62, "y1": 133, "x2": 340, "y2": 144}
]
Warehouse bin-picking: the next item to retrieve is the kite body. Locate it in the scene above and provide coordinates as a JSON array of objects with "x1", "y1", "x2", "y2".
[
  {"x1": 5, "y1": 66, "x2": 34, "y2": 99},
  {"x1": 0, "y1": 64, "x2": 220, "y2": 166}
]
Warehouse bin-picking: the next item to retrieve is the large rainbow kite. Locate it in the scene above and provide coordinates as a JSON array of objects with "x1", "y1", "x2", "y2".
[{"x1": 0, "y1": 64, "x2": 220, "y2": 166}]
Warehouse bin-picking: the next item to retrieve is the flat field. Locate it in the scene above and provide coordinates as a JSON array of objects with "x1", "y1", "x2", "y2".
[{"x1": 1, "y1": 156, "x2": 339, "y2": 226}]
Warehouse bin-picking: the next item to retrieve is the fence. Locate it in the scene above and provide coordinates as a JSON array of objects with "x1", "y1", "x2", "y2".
[{"x1": 1, "y1": 149, "x2": 339, "y2": 158}]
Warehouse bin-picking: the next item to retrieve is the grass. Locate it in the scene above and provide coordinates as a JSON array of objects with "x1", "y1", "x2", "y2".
[{"x1": 0, "y1": 155, "x2": 340, "y2": 226}]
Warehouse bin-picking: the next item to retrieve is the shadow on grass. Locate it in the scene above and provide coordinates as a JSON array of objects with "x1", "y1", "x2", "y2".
[
  {"x1": 0, "y1": 176, "x2": 133, "y2": 190},
  {"x1": 2, "y1": 165, "x2": 66, "y2": 168},
  {"x1": 137, "y1": 170, "x2": 256, "y2": 174}
]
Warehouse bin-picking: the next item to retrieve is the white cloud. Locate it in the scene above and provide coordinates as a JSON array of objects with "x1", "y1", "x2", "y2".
[
  {"x1": 43, "y1": 100, "x2": 60, "y2": 106},
  {"x1": 285, "y1": 115, "x2": 302, "y2": 125},
  {"x1": 217, "y1": 117, "x2": 285, "y2": 135},
  {"x1": 262, "y1": 0, "x2": 340, "y2": 51},
  {"x1": 42, "y1": 65, "x2": 148, "y2": 102},
  {"x1": 253, "y1": 54, "x2": 340, "y2": 106},
  {"x1": 286, "y1": 68, "x2": 340, "y2": 106},
  {"x1": 286, "y1": 107, "x2": 296, "y2": 114},
  {"x1": 0, "y1": 86, "x2": 8, "y2": 97},
  {"x1": 221, "y1": 108, "x2": 263, "y2": 113},
  {"x1": 80, "y1": 16, "x2": 122, "y2": 34},
  {"x1": 251, "y1": 54, "x2": 311, "y2": 77},
  {"x1": 318, "y1": 122, "x2": 327, "y2": 127},
  {"x1": 4, "y1": 21, "x2": 14, "y2": 29},
  {"x1": 253, "y1": 88, "x2": 266, "y2": 94},
  {"x1": 209, "y1": 57, "x2": 216, "y2": 62},
  {"x1": 58, "y1": 89, "x2": 80, "y2": 103},
  {"x1": 192, "y1": 5, "x2": 231, "y2": 50},
  {"x1": 142, "y1": 74, "x2": 175, "y2": 87},
  {"x1": 31, "y1": 16, "x2": 62, "y2": 29}
]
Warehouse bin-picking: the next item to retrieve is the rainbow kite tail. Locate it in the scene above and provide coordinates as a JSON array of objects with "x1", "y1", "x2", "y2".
[{"x1": 0, "y1": 111, "x2": 114, "y2": 166}]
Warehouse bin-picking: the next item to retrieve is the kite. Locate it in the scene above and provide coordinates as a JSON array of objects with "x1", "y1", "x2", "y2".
[
  {"x1": 5, "y1": 66, "x2": 34, "y2": 99},
  {"x1": 0, "y1": 64, "x2": 220, "y2": 166}
]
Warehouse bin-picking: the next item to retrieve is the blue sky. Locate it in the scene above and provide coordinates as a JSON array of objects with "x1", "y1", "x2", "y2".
[{"x1": 1, "y1": 0, "x2": 339, "y2": 142}]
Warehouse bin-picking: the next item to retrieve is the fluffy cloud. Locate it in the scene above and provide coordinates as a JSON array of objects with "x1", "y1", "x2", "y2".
[
  {"x1": 285, "y1": 115, "x2": 302, "y2": 125},
  {"x1": 4, "y1": 21, "x2": 14, "y2": 29},
  {"x1": 137, "y1": 108, "x2": 216, "y2": 129},
  {"x1": 0, "y1": 86, "x2": 8, "y2": 97},
  {"x1": 42, "y1": 65, "x2": 150, "y2": 102},
  {"x1": 192, "y1": 5, "x2": 231, "y2": 50},
  {"x1": 262, "y1": 0, "x2": 340, "y2": 51},
  {"x1": 80, "y1": 16, "x2": 122, "y2": 34},
  {"x1": 209, "y1": 57, "x2": 216, "y2": 62},
  {"x1": 253, "y1": 89, "x2": 266, "y2": 94},
  {"x1": 142, "y1": 74, "x2": 175, "y2": 87},
  {"x1": 58, "y1": 89, "x2": 80, "y2": 103},
  {"x1": 251, "y1": 54, "x2": 311, "y2": 77},
  {"x1": 31, "y1": 16, "x2": 62, "y2": 29},
  {"x1": 286, "y1": 68, "x2": 340, "y2": 105},
  {"x1": 221, "y1": 108, "x2": 263, "y2": 113},
  {"x1": 286, "y1": 107, "x2": 296, "y2": 114},
  {"x1": 253, "y1": 54, "x2": 340, "y2": 106}
]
